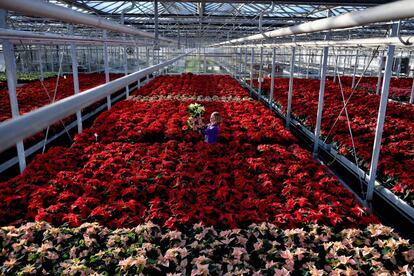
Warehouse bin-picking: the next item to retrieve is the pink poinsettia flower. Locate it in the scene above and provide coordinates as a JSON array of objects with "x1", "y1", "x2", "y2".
[
  {"x1": 119, "y1": 256, "x2": 146, "y2": 271},
  {"x1": 191, "y1": 263, "x2": 209, "y2": 276}
]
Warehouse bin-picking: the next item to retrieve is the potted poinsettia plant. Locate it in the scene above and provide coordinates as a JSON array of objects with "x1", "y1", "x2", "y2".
[{"x1": 186, "y1": 103, "x2": 205, "y2": 131}]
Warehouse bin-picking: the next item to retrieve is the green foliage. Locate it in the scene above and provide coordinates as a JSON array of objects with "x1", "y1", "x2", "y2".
[{"x1": 0, "y1": 72, "x2": 57, "y2": 83}]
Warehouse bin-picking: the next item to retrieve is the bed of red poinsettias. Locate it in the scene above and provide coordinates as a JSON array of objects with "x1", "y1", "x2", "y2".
[
  {"x1": 0, "y1": 73, "x2": 123, "y2": 148},
  {"x1": 137, "y1": 73, "x2": 248, "y2": 97},
  {"x1": 0, "y1": 73, "x2": 123, "y2": 122},
  {"x1": 1, "y1": 74, "x2": 413, "y2": 275},
  {"x1": 0, "y1": 97, "x2": 377, "y2": 230},
  {"x1": 256, "y1": 77, "x2": 414, "y2": 207},
  {"x1": 328, "y1": 76, "x2": 413, "y2": 102},
  {"x1": 87, "y1": 100, "x2": 294, "y2": 145}
]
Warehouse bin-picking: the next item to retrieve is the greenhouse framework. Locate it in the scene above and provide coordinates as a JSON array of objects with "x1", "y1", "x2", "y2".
[{"x1": 0, "y1": 0, "x2": 413, "y2": 274}]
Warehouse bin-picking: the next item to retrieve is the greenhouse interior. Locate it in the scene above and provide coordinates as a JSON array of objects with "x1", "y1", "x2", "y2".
[{"x1": 0, "y1": 0, "x2": 414, "y2": 274}]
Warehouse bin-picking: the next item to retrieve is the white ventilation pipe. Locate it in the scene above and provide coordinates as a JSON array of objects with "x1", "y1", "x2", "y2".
[
  {"x1": 212, "y1": 0, "x2": 414, "y2": 46},
  {"x1": 223, "y1": 36, "x2": 413, "y2": 49}
]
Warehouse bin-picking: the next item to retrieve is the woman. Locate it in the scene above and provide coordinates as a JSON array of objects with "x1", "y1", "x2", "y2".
[{"x1": 201, "y1": 112, "x2": 222, "y2": 144}]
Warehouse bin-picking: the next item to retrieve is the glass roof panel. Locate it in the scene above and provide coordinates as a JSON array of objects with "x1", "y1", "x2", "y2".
[
  {"x1": 9, "y1": 0, "x2": 414, "y2": 44},
  {"x1": 101, "y1": 2, "x2": 127, "y2": 13}
]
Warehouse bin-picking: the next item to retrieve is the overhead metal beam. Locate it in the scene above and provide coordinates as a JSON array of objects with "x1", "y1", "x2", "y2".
[
  {"x1": 0, "y1": 28, "x2": 151, "y2": 46},
  {"x1": 86, "y1": 13, "x2": 325, "y2": 21},
  {"x1": 86, "y1": 0, "x2": 392, "y2": 5},
  {"x1": 9, "y1": 18, "x2": 291, "y2": 29},
  {"x1": 117, "y1": 21, "x2": 290, "y2": 28}
]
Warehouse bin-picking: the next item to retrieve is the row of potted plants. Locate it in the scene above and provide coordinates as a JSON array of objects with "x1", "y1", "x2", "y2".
[
  {"x1": 256, "y1": 77, "x2": 413, "y2": 207},
  {"x1": 1, "y1": 221, "x2": 412, "y2": 275}
]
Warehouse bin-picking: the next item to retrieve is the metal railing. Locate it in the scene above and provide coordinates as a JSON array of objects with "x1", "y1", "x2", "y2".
[{"x1": 0, "y1": 53, "x2": 189, "y2": 153}]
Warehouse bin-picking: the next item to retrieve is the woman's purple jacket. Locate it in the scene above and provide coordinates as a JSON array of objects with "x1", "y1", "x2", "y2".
[{"x1": 201, "y1": 123, "x2": 219, "y2": 144}]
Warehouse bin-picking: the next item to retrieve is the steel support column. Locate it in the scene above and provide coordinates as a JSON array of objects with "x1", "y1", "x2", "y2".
[
  {"x1": 342, "y1": 50, "x2": 347, "y2": 76},
  {"x1": 333, "y1": 54, "x2": 339, "y2": 83},
  {"x1": 250, "y1": 48, "x2": 254, "y2": 88},
  {"x1": 123, "y1": 46, "x2": 129, "y2": 96},
  {"x1": 69, "y1": 25, "x2": 82, "y2": 134},
  {"x1": 306, "y1": 49, "x2": 311, "y2": 79},
  {"x1": 136, "y1": 46, "x2": 140, "y2": 71},
  {"x1": 146, "y1": 46, "x2": 150, "y2": 66},
  {"x1": 376, "y1": 53, "x2": 385, "y2": 95},
  {"x1": 397, "y1": 54, "x2": 402, "y2": 78},
  {"x1": 318, "y1": 51, "x2": 323, "y2": 79},
  {"x1": 348, "y1": 49, "x2": 353, "y2": 70},
  {"x1": 44, "y1": 47, "x2": 48, "y2": 72},
  {"x1": 121, "y1": 14, "x2": 129, "y2": 97},
  {"x1": 87, "y1": 47, "x2": 92, "y2": 73},
  {"x1": 244, "y1": 48, "x2": 248, "y2": 81},
  {"x1": 38, "y1": 46, "x2": 44, "y2": 82},
  {"x1": 258, "y1": 47, "x2": 263, "y2": 95},
  {"x1": 103, "y1": 30, "x2": 111, "y2": 109},
  {"x1": 204, "y1": 48, "x2": 207, "y2": 73},
  {"x1": 233, "y1": 48, "x2": 237, "y2": 78},
  {"x1": 51, "y1": 48, "x2": 55, "y2": 72},
  {"x1": 313, "y1": 46, "x2": 329, "y2": 157},
  {"x1": 19, "y1": 50, "x2": 25, "y2": 73},
  {"x1": 198, "y1": 48, "x2": 201, "y2": 73},
  {"x1": 153, "y1": 0, "x2": 160, "y2": 65},
  {"x1": 151, "y1": 48, "x2": 156, "y2": 66},
  {"x1": 1, "y1": 10, "x2": 26, "y2": 172},
  {"x1": 366, "y1": 24, "x2": 397, "y2": 202},
  {"x1": 351, "y1": 49, "x2": 359, "y2": 89},
  {"x1": 286, "y1": 46, "x2": 296, "y2": 129},
  {"x1": 269, "y1": 48, "x2": 276, "y2": 110},
  {"x1": 239, "y1": 48, "x2": 242, "y2": 79},
  {"x1": 363, "y1": 54, "x2": 368, "y2": 74}
]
